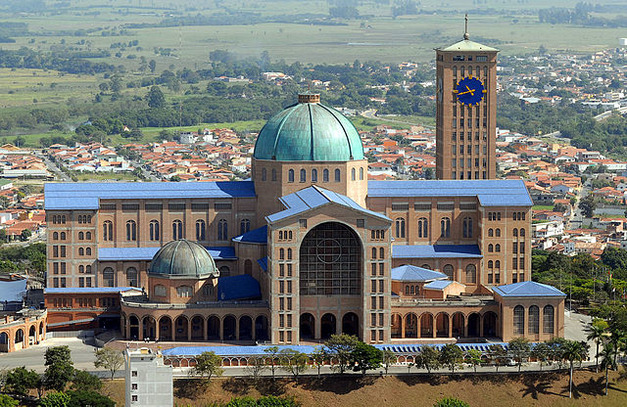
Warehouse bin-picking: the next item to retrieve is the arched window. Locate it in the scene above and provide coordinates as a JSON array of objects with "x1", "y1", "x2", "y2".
[
  {"x1": 520, "y1": 228, "x2": 526, "y2": 237},
  {"x1": 287, "y1": 248, "x2": 293, "y2": 260},
  {"x1": 86, "y1": 247, "x2": 91, "y2": 256},
  {"x1": 351, "y1": 168, "x2": 356, "y2": 181},
  {"x1": 240, "y1": 219, "x2": 251, "y2": 235},
  {"x1": 312, "y1": 169, "x2": 318, "y2": 182},
  {"x1": 219, "y1": 266, "x2": 230, "y2": 277},
  {"x1": 405, "y1": 286, "x2": 410, "y2": 295},
  {"x1": 127, "y1": 267, "x2": 138, "y2": 287},
  {"x1": 495, "y1": 260, "x2": 501, "y2": 270},
  {"x1": 529, "y1": 305, "x2": 539, "y2": 334},
  {"x1": 261, "y1": 168, "x2": 267, "y2": 181},
  {"x1": 465, "y1": 264, "x2": 476, "y2": 284},
  {"x1": 288, "y1": 169, "x2": 294, "y2": 183},
  {"x1": 61, "y1": 215, "x2": 66, "y2": 223},
  {"x1": 271, "y1": 168, "x2": 277, "y2": 181},
  {"x1": 126, "y1": 220, "x2": 136, "y2": 241},
  {"x1": 418, "y1": 217, "x2": 428, "y2": 238},
  {"x1": 79, "y1": 265, "x2": 84, "y2": 273},
  {"x1": 149, "y1": 220, "x2": 160, "y2": 241},
  {"x1": 495, "y1": 228, "x2": 501, "y2": 237},
  {"x1": 371, "y1": 248, "x2": 377, "y2": 259},
  {"x1": 78, "y1": 247, "x2": 84, "y2": 256},
  {"x1": 495, "y1": 244, "x2": 501, "y2": 252},
  {"x1": 103, "y1": 221, "x2": 113, "y2": 241},
  {"x1": 379, "y1": 247, "x2": 384, "y2": 259},
  {"x1": 488, "y1": 244, "x2": 494, "y2": 252},
  {"x1": 78, "y1": 232, "x2": 84, "y2": 240},
  {"x1": 488, "y1": 260, "x2": 493, "y2": 269},
  {"x1": 359, "y1": 167, "x2": 364, "y2": 180},
  {"x1": 443, "y1": 264, "x2": 454, "y2": 280},
  {"x1": 395, "y1": 218, "x2": 406, "y2": 238},
  {"x1": 463, "y1": 217, "x2": 473, "y2": 238},
  {"x1": 60, "y1": 231, "x2": 66, "y2": 240},
  {"x1": 172, "y1": 219, "x2": 183, "y2": 240},
  {"x1": 103, "y1": 267, "x2": 114, "y2": 287},
  {"x1": 323, "y1": 169, "x2": 329, "y2": 182},
  {"x1": 300, "y1": 168, "x2": 306, "y2": 183},
  {"x1": 488, "y1": 228, "x2": 493, "y2": 237},
  {"x1": 196, "y1": 219, "x2": 206, "y2": 241},
  {"x1": 513, "y1": 305, "x2": 525, "y2": 335},
  {"x1": 244, "y1": 259, "x2": 253, "y2": 275},
  {"x1": 86, "y1": 265, "x2": 92, "y2": 274},
  {"x1": 217, "y1": 219, "x2": 228, "y2": 240},
  {"x1": 513, "y1": 228, "x2": 518, "y2": 237},
  {"x1": 53, "y1": 232, "x2": 59, "y2": 240},
  {"x1": 543, "y1": 305, "x2": 554, "y2": 334},
  {"x1": 86, "y1": 232, "x2": 91, "y2": 240},
  {"x1": 334, "y1": 169, "x2": 341, "y2": 182},
  {"x1": 440, "y1": 217, "x2": 451, "y2": 238},
  {"x1": 279, "y1": 248, "x2": 285, "y2": 260},
  {"x1": 177, "y1": 286, "x2": 192, "y2": 297}
]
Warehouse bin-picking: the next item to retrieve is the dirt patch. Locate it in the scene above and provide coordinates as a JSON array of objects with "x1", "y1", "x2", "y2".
[{"x1": 103, "y1": 370, "x2": 627, "y2": 407}]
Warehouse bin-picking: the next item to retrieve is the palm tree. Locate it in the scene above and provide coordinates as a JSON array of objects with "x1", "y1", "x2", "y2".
[
  {"x1": 561, "y1": 340, "x2": 589, "y2": 399},
  {"x1": 586, "y1": 318, "x2": 608, "y2": 373},
  {"x1": 600, "y1": 342, "x2": 618, "y2": 396}
]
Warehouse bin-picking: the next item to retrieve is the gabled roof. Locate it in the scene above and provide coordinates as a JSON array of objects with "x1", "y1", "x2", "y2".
[
  {"x1": 391, "y1": 265, "x2": 448, "y2": 282},
  {"x1": 392, "y1": 244, "x2": 482, "y2": 259},
  {"x1": 44, "y1": 181, "x2": 256, "y2": 210},
  {"x1": 438, "y1": 39, "x2": 498, "y2": 52},
  {"x1": 368, "y1": 179, "x2": 532, "y2": 207},
  {"x1": 232, "y1": 226, "x2": 267, "y2": 244},
  {"x1": 266, "y1": 185, "x2": 391, "y2": 223},
  {"x1": 492, "y1": 281, "x2": 566, "y2": 298},
  {"x1": 423, "y1": 280, "x2": 454, "y2": 290}
]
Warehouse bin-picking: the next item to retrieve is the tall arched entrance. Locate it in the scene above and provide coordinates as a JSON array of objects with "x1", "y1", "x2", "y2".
[
  {"x1": 159, "y1": 316, "x2": 172, "y2": 341},
  {"x1": 255, "y1": 316, "x2": 269, "y2": 341},
  {"x1": 342, "y1": 312, "x2": 359, "y2": 336},
  {"x1": 468, "y1": 313, "x2": 480, "y2": 337},
  {"x1": 321, "y1": 313, "x2": 337, "y2": 339},
  {"x1": 142, "y1": 316, "x2": 156, "y2": 340},
  {"x1": 300, "y1": 313, "x2": 315, "y2": 340},
  {"x1": 483, "y1": 311, "x2": 498, "y2": 337}
]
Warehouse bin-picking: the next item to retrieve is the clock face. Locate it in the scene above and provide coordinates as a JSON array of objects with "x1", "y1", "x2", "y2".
[{"x1": 454, "y1": 76, "x2": 486, "y2": 106}]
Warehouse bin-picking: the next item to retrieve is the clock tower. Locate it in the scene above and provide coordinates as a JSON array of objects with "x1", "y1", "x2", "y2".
[{"x1": 435, "y1": 16, "x2": 498, "y2": 180}]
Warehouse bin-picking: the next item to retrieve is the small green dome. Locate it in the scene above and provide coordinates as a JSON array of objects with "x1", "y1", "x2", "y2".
[
  {"x1": 253, "y1": 94, "x2": 364, "y2": 162},
  {"x1": 149, "y1": 240, "x2": 218, "y2": 278}
]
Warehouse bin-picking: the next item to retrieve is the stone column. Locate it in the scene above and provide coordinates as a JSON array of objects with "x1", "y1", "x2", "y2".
[
  {"x1": 401, "y1": 316, "x2": 406, "y2": 338},
  {"x1": 431, "y1": 316, "x2": 435, "y2": 338},
  {"x1": 138, "y1": 317, "x2": 143, "y2": 341},
  {"x1": 417, "y1": 314, "x2": 421, "y2": 338},
  {"x1": 314, "y1": 314, "x2": 321, "y2": 340},
  {"x1": 171, "y1": 320, "x2": 176, "y2": 342},
  {"x1": 187, "y1": 319, "x2": 192, "y2": 341},
  {"x1": 463, "y1": 316, "x2": 469, "y2": 337},
  {"x1": 448, "y1": 315, "x2": 453, "y2": 338},
  {"x1": 219, "y1": 317, "x2": 224, "y2": 341},
  {"x1": 154, "y1": 318, "x2": 160, "y2": 341},
  {"x1": 235, "y1": 317, "x2": 240, "y2": 341},
  {"x1": 252, "y1": 317, "x2": 256, "y2": 342},
  {"x1": 479, "y1": 315, "x2": 484, "y2": 338},
  {"x1": 125, "y1": 316, "x2": 130, "y2": 339},
  {"x1": 203, "y1": 317, "x2": 208, "y2": 341}
]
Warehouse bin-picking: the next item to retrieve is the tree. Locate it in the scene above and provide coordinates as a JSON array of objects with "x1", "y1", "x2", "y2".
[
  {"x1": 278, "y1": 349, "x2": 309, "y2": 382},
  {"x1": 415, "y1": 346, "x2": 440, "y2": 373},
  {"x1": 381, "y1": 349, "x2": 396, "y2": 375},
  {"x1": 508, "y1": 337, "x2": 531, "y2": 372},
  {"x1": 600, "y1": 342, "x2": 618, "y2": 396},
  {"x1": 146, "y1": 85, "x2": 165, "y2": 108},
  {"x1": 93, "y1": 348, "x2": 123, "y2": 380},
  {"x1": 0, "y1": 394, "x2": 18, "y2": 407},
  {"x1": 530, "y1": 342, "x2": 551, "y2": 371},
  {"x1": 579, "y1": 194, "x2": 596, "y2": 218},
  {"x1": 191, "y1": 351, "x2": 223, "y2": 383},
  {"x1": 263, "y1": 346, "x2": 280, "y2": 379},
  {"x1": 439, "y1": 344, "x2": 464, "y2": 373},
  {"x1": 488, "y1": 344, "x2": 508, "y2": 372},
  {"x1": 434, "y1": 397, "x2": 470, "y2": 407},
  {"x1": 324, "y1": 334, "x2": 359, "y2": 374},
  {"x1": 148, "y1": 59, "x2": 156, "y2": 73},
  {"x1": 350, "y1": 341, "x2": 382, "y2": 376},
  {"x1": 586, "y1": 318, "x2": 609, "y2": 372},
  {"x1": 561, "y1": 340, "x2": 589, "y2": 398},
  {"x1": 44, "y1": 346, "x2": 74, "y2": 392},
  {"x1": 20, "y1": 229, "x2": 32, "y2": 241},
  {"x1": 66, "y1": 390, "x2": 114, "y2": 407},
  {"x1": 464, "y1": 349, "x2": 482, "y2": 373},
  {"x1": 245, "y1": 355, "x2": 267, "y2": 381},
  {"x1": 310, "y1": 346, "x2": 327, "y2": 376},
  {"x1": 39, "y1": 392, "x2": 70, "y2": 407},
  {"x1": 4, "y1": 366, "x2": 40, "y2": 397},
  {"x1": 71, "y1": 370, "x2": 102, "y2": 392}
]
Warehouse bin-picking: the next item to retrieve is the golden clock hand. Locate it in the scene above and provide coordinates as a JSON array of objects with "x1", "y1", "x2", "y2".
[{"x1": 457, "y1": 89, "x2": 474, "y2": 96}]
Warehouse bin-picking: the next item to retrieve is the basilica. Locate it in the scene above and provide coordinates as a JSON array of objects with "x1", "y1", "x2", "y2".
[{"x1": 43, "y1": 36, "x2": 565, "y2": 346}]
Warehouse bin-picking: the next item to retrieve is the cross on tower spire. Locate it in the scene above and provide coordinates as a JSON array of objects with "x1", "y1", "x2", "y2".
[{"x1": 463, "y1": 13, "x2": 469, "y2": 40}]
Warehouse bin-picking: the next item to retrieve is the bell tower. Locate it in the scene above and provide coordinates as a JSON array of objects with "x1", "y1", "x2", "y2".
[{"x1": 435, "y1": 15, "x2": 499, "y2": 180}]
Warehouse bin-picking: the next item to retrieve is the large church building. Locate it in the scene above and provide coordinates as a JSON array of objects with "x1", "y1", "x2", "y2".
[{"x1": 43, "y1": 36, "x2": 565, "y2": 346}]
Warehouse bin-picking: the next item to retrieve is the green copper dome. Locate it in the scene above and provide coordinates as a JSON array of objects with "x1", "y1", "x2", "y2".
[
  {"x1": 253, "y1": 94, "x2": 364, "y2": 161},
  {"x1": 149, "y1": 240, "x2": 218, "y2": 278}
]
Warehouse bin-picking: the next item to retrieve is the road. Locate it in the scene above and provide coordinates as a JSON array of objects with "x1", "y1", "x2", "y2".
[
  {"x1": 37, "y1": 151, "x2": 71, "y2": 182},
  {"x1": 361, "y1": 109, "x2": 433, "y2": 129}
]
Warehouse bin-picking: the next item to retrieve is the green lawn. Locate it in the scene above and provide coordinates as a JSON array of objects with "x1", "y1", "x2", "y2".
[{"x1": 533, "y1": 205, "x2": 555, "y2": 211}]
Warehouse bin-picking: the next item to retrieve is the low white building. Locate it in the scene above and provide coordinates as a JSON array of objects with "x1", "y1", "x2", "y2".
[
  {"x1": 533, "y1": 221, "x2": 565, "y2": 239},
  {"x1": 125, "y1": 348, "x2": 173, "y2": 407}
]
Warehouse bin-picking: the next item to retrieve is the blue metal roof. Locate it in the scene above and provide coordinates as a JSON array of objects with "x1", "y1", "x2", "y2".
[
  {"x1": 368, "y1": 179, "x2": 532, "y2": 207},
  {"x1": 391, "y1": 265, "x2": 448, "y2": 282},
  {"x1": 392, "y1": 244, "x2": 482, "y2": 259},
  {"x1": 45, "y1": 287, "x2": 140, "y2": 294},
  {"x1": 162, "y1": 342, "x2": 511, "y2": 357},
  {"x1": 44, "y1": 181, "x2": 256, "y2": 210},
  {"x1": 257, "y1": 257, "x2": 268, "y2": 272},
  {"x1": 0, "y1": 279, "x2": 27, "y2": 302},
  {"x1": 424, "y1": 280, "x2": 454, "y2": 290},
  {"x1": 267, "y1": 185, "x2": 391, "y2": 223},
  {"x1": 98, "y1": 246, "x2": 236, "y2": 261},
  {"x1": 218, "y1": 274, "x2": 261, "y2": 301},
  {"x1": 492, "y1": 281, "x2": 566, "y2": 298},
  {"x1": 232, "y1": 226, "x2": 267, "y2": 244}
]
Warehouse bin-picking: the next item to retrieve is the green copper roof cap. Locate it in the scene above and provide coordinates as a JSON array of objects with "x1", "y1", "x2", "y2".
[
  {"x1": 149, "y1": 240, "x2": 218, "y2": 279},
  {"x1": 253, "y1": 94, "x2": 364, "y2": 162}
]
